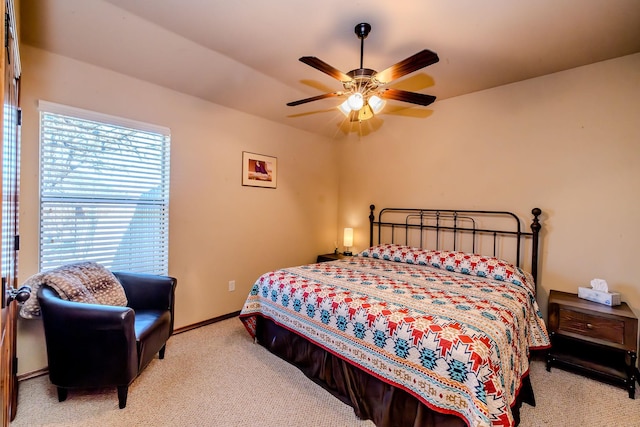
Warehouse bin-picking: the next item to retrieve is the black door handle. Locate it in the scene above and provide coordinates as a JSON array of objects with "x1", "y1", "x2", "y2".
[{"x1": 6, "y1": 285, "x2": 31, "y2": 304}]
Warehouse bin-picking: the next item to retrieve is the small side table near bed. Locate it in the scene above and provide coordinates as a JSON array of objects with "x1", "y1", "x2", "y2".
[
  {"x1": 316, "y1": 253, "x2": 346, "y2": 263},
  {"x1": 546, "y1": 289, "x2": 638, "y2": 398}
]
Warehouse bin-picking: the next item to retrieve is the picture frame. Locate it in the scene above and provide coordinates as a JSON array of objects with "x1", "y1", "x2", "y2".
[{"x1": 242, "y1": 152, "x2": 277, "y2": 188}]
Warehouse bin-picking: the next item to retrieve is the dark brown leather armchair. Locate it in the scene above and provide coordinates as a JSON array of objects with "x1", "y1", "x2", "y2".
[{"x1": 37, "y1": 271, "x2": 177, "y2": 409}]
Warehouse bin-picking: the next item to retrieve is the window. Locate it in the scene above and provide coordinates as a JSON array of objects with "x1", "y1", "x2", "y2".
[
  {"x1": 38, "y1": 101, "x2": 170, "y2": 275},
  {"x1": 2, "y1": 87, "x2": 20, "y2": 282}
]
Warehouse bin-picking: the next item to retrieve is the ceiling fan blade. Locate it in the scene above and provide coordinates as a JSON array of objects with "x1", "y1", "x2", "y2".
[
  {"x1": 299, "y1": 57, "x2": 353, "y2": 82},
  {"x1": 380, "y1": 88, "x2": 436, "y2": 106},
  {"x1": 286, "y1": 92, "x2": 342, "y2": 107},
  {"x1": 374, "y1": 49, "x2": 439, "y2": 84}
]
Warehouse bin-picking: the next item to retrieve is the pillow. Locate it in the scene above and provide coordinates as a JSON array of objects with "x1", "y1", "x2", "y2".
[{"x1": 357, "y1": 244, "x2": 532, "y2": 289}]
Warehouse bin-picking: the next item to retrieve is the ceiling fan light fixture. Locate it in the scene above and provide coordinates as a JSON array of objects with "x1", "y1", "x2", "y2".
[
  {"x1": 368, "y1": 95, "x2": 385, "y2": 114},
  {"x1": 358, "y1": 104, "x2": 373, "y2": 121},
  {"x1": 338, "y1": 99, "x2": 352, "y2": 116},
  {"x1": 346, "y1": 92, "x2": 364, "y2": 111}
]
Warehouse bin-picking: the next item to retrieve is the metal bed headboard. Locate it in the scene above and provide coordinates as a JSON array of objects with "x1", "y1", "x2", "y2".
[{"x1": 368, "y1": 205, "x2": 542, "y2": 287}]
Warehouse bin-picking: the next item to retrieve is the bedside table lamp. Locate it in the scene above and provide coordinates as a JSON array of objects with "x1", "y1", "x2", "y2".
[{"x1": 343, "y1": 228, "x2": 353, "y2": 256}]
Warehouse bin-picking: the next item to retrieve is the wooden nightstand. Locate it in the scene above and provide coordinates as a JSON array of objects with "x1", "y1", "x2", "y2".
[
  {"x1": 316, "y1": 253, "x2": 346, "y2": 263},
  {"x1": 546, "y1": 290, "x2": 638, "y2": 398}
]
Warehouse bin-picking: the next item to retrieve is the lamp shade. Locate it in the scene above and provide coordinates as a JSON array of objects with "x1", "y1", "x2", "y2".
[
  {"x1": 343, "y1": 228, "x2": 354, "y2": 247},
  {"x1": 346, "y1": 93, "x2": 364, "y2": 111},
  {"x1": 338, "y1": 99, "x2": 351, "y2": 116},
  {"x1": 368, "y1": 95, "x2": 385, "y2": 114}
]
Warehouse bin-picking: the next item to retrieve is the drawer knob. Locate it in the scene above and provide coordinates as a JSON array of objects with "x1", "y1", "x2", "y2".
[{"x1": 586, "y1": 323, "x2": 593, "y2": 329}]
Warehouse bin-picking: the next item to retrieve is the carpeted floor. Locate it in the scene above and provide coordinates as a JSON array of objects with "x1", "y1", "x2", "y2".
[{"x1": 12, "y1": 317, "x2": 640, "y2": 426}]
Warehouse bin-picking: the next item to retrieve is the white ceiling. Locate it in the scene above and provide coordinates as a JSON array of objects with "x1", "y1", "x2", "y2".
[{"x1": 20, "y1": 0, "x2": 640, "y2": 139}]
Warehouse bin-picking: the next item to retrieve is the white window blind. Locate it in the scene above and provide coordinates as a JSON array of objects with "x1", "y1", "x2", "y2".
[
  {"x1": 2, "y1": 95, "x2": 20, "y2": 279},
  {"x1": 38, "y1": 101, "x2": 170, "y2": 275}
]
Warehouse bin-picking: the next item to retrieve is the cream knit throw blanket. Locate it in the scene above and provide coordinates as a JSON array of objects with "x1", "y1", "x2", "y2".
[{"x1": 19, "y1": 261, "x2": 128, "y2": 319}]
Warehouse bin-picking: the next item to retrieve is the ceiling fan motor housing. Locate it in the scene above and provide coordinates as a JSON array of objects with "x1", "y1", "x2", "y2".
[{"x1": 345, "y1": 68, "x2": 379, "y2": 93}]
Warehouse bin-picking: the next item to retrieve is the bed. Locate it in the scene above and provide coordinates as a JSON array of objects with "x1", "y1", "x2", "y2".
[{"x1": 240, "y1": 205, "x2": 550, "y2": 427}]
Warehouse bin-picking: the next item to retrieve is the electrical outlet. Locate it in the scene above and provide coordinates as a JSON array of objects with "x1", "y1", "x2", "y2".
[{"x1": 228, "y1": 280, "x2": 235, "y2": 292}]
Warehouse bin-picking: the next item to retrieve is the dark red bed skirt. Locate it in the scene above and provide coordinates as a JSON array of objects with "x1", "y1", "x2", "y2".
[{"x1": 253, "y1": 315, "x2": 532, "y2": 427}]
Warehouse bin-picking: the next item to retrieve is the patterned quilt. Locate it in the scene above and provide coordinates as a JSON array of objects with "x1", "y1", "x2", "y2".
[{"x1": 240, "y1": 245, "x2": 550, "y2": 427}]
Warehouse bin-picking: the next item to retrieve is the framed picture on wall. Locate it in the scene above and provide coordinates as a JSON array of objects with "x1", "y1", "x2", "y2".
[{"x1": 242, "y1": 152, "x2": 277, "y2": 188}]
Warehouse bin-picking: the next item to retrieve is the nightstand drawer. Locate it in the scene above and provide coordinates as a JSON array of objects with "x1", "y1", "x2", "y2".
[{"x1": 558, "y1": 308, "x2": 625, "y2": 345}]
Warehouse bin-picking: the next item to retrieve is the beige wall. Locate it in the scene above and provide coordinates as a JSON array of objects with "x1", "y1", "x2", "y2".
[
  {"x1": 16, "y1": 45, "x2": 639, "y2": 375},
  {"x1": 17, "y1": 46, "x2": 340, "y2": 374},
  {"x1": 337, "y1": 53, "x2": 640, "y2": 322}
]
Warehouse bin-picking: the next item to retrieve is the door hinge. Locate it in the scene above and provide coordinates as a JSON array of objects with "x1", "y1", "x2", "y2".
[
  {"x1": 4, "y1": 11, "x2": 10, "y2": 65},
  {"x1": 17, "y1": 108, "x2": 21, "y2": 126},
  {"x1": 4, "y1": 12, "x2": 9, "y2": 49},
  {"x1": 14, "y1": 234, "x2": 19, "y2": 251}
]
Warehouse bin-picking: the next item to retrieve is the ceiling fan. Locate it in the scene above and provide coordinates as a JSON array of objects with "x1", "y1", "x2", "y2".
[{"x1": 287, "y1": 23, "x2": 439, "y2": 122}]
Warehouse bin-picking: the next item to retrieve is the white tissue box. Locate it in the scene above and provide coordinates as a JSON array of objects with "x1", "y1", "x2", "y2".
[{"x1": 577, "y1": 287, "x2": 621, "y2": 306}]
